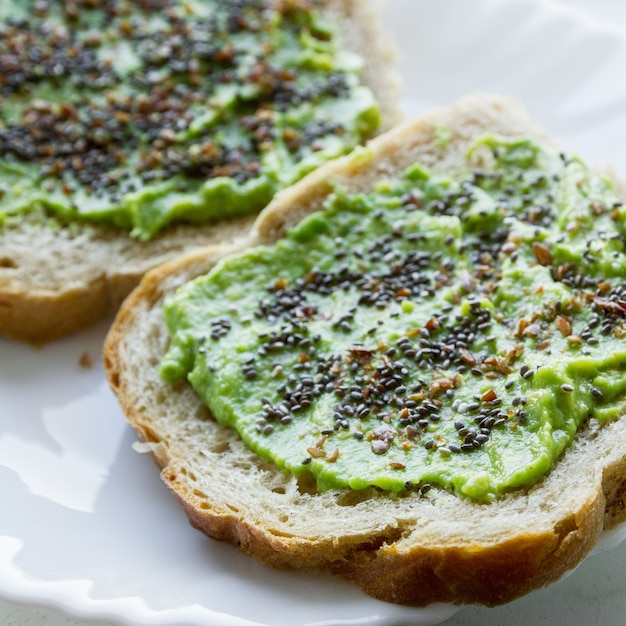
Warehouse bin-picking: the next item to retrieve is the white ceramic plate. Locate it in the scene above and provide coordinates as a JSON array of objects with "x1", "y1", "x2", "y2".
[{"x1": 4, "y1": 1, "x2": 626, "y2": 625}]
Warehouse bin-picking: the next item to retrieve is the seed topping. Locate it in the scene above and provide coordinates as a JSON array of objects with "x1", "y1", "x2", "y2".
[
  {"x1": 163, "y1": 134, "x2": 626, "y2": 501},
  {"x1": 0, "y1": 0, "x2": 377, "y2": 238}
]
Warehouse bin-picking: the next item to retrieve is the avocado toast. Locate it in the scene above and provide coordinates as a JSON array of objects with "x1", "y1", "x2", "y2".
[
  {"x1": 0, "y1": 0, "x2": 400, "y2": 342},
  {"x1": 104, "y1": 93, "x2": 626, "y2": 607}
]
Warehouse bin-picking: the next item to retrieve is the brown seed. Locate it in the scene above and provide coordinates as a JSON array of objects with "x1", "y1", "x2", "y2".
[
  {"x1": 459, "y1": 348, "x2": 476, "y2": 366},
  {"x1": 395, "y1": 287, "x2": 411, "y2": 298},
  {"x1": 429, "y1": 378, "x2": 455, "y2": 397},
  {"x1": 306, "y1": 447, "x2": 326, "y2": 458},
  {"x1": 315, "y1": 434, "x2": 328, "y2": 449},
  {"x1": 481, "y1": 388, "x2": 497, "y2": 403},
  {"x1": 504, "y1": 343, "x2": 524, "y2": 365},
  {"x1": 79, "y1": 352, "x2": 93, "y2": 369},
  {"x1": 425, "y1": 317, "x2": 440, "y2": 332},
  {"x1": 501, "y1": 241, "x2": 517, "y2": 255},
  {"x1": 555, "y1": 315, "x2": 572, "y2": 337},
  {"x1": 406, "y1": 425, "x2": 420, "y2": 440},
  {"x1": 523, "y1": 323, "x2": 540, "y2": 337},
  {"x1": 326, "y1": 448, "x2": 339, "y2": 463},
  {"x1": 515, "y1": 318, "x2": 528, "y2": 337},
  {"x1": 532, "y1": 241, "x2": 553, "y2": 266}
]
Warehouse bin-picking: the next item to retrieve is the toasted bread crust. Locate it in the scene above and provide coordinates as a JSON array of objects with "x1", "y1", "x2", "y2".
[
  {"x1": 0, "y1": 0, "x2": 401, "y2": 343},
  {"x1": 104, "y1": 93, "x2": 626, "y2": 607},
  {"x1": 0, "y1": 215, "x2": 256, "y2": 343}
]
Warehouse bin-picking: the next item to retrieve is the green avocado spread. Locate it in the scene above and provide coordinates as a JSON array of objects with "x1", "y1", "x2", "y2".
[
  {"x1": 161, "y1": 135, "x2": 626, "y2": 502},
  {"x1": 0, "y1": 0, "x2": 380, "y2": 240}
]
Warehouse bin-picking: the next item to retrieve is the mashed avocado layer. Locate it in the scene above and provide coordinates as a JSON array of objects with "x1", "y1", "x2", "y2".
[
  {"x1": 161, "y1": 136, "x2": 626, "y2": 501},
  {"x1": 0, "y1": 0, "x2": 380, "y2": 240}
]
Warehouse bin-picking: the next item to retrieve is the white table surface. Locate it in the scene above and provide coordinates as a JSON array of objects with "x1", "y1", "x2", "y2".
[{"x1": 3, "y1": 0, "x2": 626, "y2": 624}]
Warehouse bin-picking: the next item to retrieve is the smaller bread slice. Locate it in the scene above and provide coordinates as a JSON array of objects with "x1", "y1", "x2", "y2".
[
  {"x1": 104, "y1": 93, "x2": 626, "y2": 608},
  {"x1": 0, "y1": 0, "x2": 401, "y2": 343}
]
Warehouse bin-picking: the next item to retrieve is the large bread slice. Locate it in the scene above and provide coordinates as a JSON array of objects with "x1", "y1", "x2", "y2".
[
  {"x1": 0, "y1": 0, "x2": 401, "y2": 343},
  {"x1": 103, "y1": 93, "x2": 626, "y2": 608}
]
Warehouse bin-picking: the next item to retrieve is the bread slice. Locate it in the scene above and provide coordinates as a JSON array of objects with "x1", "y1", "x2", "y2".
[
  {"x1": 103, "y1": 93, "x2": 626, "y2": 608},
  {"x1": 0, "y1": 0, "x2": 401, "y2": 343}
]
